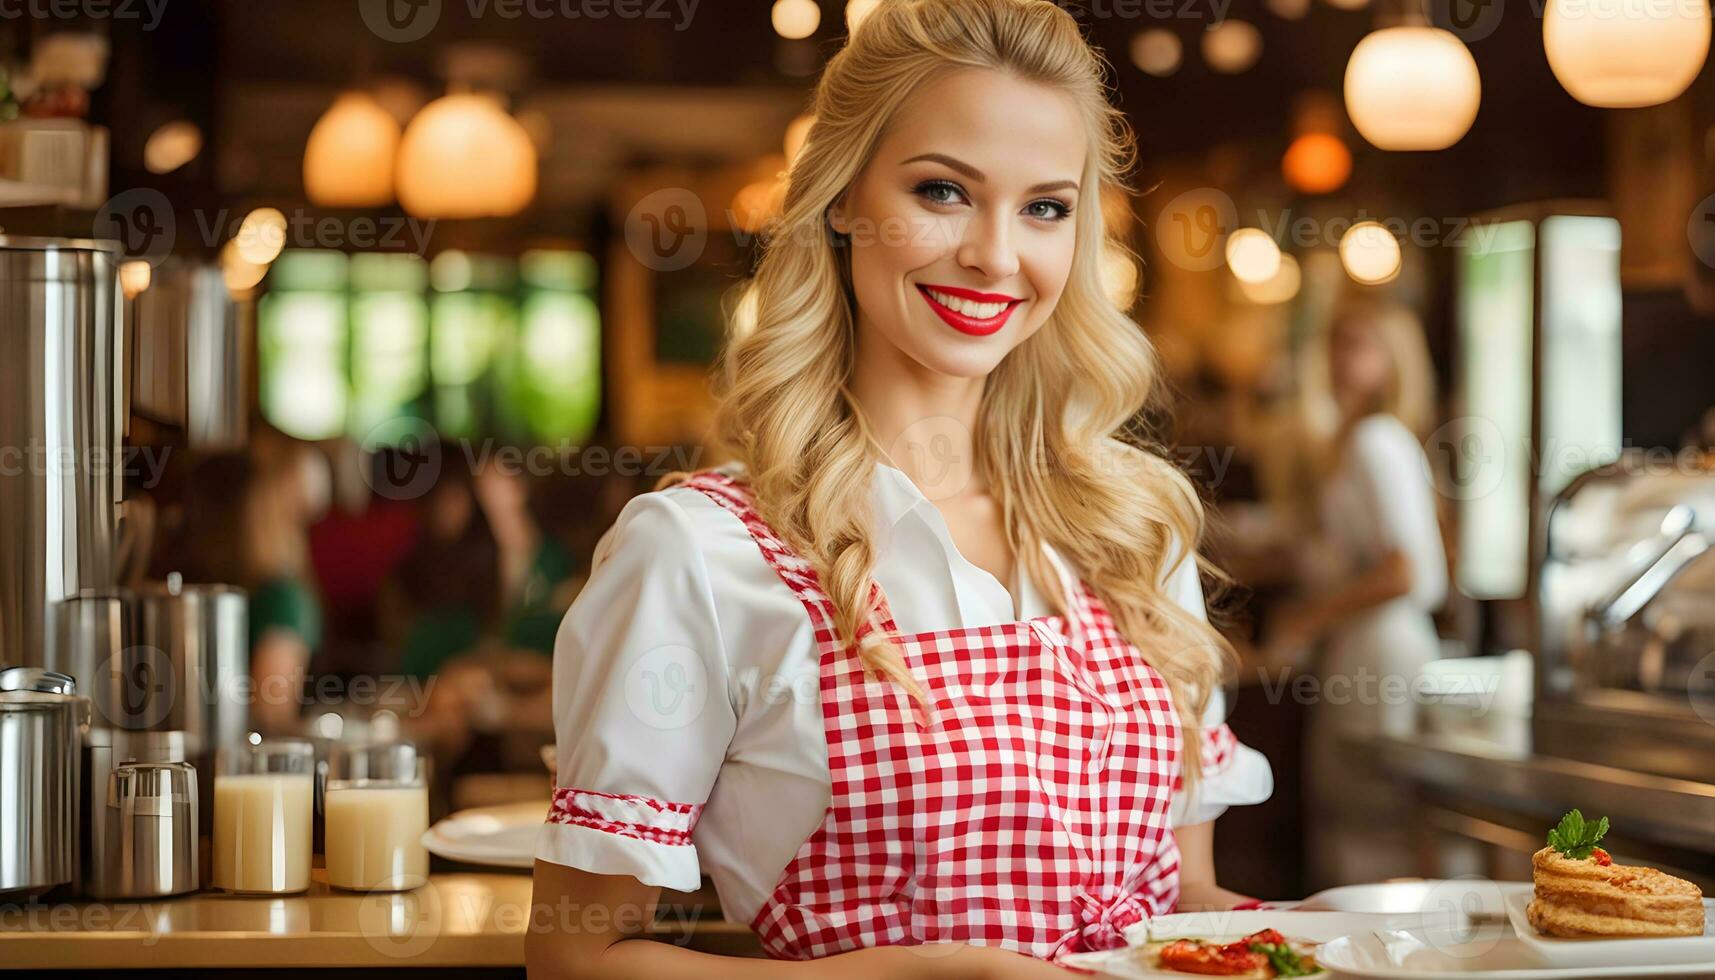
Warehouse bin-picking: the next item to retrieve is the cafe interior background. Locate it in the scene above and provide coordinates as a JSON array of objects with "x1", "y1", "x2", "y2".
[{"x1": 3, "y1": 0, "x2": 1715, "y2": 968}]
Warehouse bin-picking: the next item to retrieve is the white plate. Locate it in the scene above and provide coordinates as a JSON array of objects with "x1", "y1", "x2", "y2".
[
  {"x1": 1064, "y1": 912, "x2": 1460, "y2": 978},
  {"x1": 1132, "y1": 910, "x2": 1463, "y2": 945},
  {"x1": 1501, "y1": 883, "x2": 1715, "y2": 968},
  {"x1": 1319, "y1": 926, "x2": 1715, "y2": 979},
  {"x1": 1298, "y1": 880, "x2": 1511, "y2": 919},
  {"x1": 421, "y1": 800, "x2": 547, "y2": 869}
]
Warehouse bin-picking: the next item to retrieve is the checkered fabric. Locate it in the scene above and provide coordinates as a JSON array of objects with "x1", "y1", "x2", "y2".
[
  {"x1": 546, "y1": 787, "x2": 702, "y2": 846},
  {"x1": 684, "y1": 470, "x2": 1203, "y2": 962}
]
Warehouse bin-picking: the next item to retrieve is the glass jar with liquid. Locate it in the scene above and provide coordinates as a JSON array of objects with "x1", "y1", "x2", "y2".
[
  {"x1": 213, "y1": 737, "x2": 315, "y2": 894},
  {"x1": 322, "y1": 741, "x2": 429, "y2": 892}
]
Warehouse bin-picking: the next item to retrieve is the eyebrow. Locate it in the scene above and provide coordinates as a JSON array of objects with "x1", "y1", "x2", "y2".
[{"x1": 900, "y1": 152, "x2": 1080, "y2": 195}]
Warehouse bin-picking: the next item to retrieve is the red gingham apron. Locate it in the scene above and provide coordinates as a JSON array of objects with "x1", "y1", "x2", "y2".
[{"x1": 685, "y1": 470, "x2": 1208, "y2": 962}]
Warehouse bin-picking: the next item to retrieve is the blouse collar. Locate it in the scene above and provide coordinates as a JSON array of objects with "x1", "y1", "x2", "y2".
[{"x1": 719, "y1": 458, "x2": 1075, "y2": 620}]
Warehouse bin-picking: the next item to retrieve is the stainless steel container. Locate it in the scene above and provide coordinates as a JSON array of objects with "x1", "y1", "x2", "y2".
[
  {"x1": 55, "y1": 582, "x2": 248, "y2": 838},
  {"x1": 131, "y1": 580, "x2": 247, "y2": 826},
  {"x1": 0, "y1": 235, "x2": 126, "y2": 669},
  {"x1": 82, "y1": 729, "x2": 188, "y2": 895},
  {"x1": 93, "y1": 761, "x2": 197, "y2": 899},
  {"x1": 132, "y1": 260, "x2": 246, "y2": 449},
  {"x1": 0, "y1": 668, "x2": 89, "y2": 895}
]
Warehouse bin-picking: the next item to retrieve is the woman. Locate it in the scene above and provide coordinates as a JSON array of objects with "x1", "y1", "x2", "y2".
[
  {"x1": 1273, "y1": 296, "x2": 1448, "y2": 888},
  {"x1": 529, "y1": 2, "x2": 1271, "y2": 975}
]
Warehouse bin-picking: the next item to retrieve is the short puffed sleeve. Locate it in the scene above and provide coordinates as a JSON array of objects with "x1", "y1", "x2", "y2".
[
  {"x1": 535, "y1": 492, "x2": 737, "y2": 891},
  {"x1": 1160, "y1": 538, "x2": 1274, "y2": 827}
]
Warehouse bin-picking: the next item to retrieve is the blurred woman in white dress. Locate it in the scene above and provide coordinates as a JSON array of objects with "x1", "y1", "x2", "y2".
[{"x1": 1270, "y1": 296, "x2": 1448, "y2": 888}]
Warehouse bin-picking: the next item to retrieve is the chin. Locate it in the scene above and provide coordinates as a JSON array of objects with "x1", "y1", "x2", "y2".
[{"x1": 906, "y1": 340, "x2": 1012, "y2": 380}]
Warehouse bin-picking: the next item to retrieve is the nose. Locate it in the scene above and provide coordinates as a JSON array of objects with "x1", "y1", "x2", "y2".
[{"x1": 955, "y1": 210, "x2": 1020, "y2": 282}]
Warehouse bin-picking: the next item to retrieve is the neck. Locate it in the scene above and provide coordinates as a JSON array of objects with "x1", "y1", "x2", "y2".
[{"x1": 849, "y1": 321, "x2": 987, "y2": 497}]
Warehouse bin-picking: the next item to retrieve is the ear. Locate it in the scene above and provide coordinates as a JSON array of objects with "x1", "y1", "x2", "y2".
[{"x1": 827, "y1": 192, "x2": 851, "y2": 235}]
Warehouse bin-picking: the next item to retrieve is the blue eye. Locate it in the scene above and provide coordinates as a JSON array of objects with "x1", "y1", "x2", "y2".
[
  {"x1": 1026, "y1": 199, "x2": 1073, "y2": 222},
  {"x1": 914, "y1": 179, "x2": 967, "y2": 206}
]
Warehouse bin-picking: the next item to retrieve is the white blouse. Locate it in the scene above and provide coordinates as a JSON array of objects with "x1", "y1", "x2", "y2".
[{"x1": 536, "y1": 461, "x2": 1274, "y2": 924}]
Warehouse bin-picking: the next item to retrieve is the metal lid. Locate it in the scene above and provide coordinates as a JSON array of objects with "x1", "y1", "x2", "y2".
[
  {"x1": 0, "y1": 234, "x2": 125, "y2": 254},
  {"x1": 0, "y1": 667, "x2": 77, "y2": 695}
]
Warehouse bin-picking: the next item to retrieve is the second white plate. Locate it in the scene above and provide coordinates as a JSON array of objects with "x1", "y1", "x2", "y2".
[
  {"x1": 1501, "y1": 885, "x2": 1715, "y2": 968},
  {"x1": 421, "y1": 800, "x2": 547, "y2": 869},
  {"x1": 1319, "y1": 926, "x2": 1715, "y2": 979}
]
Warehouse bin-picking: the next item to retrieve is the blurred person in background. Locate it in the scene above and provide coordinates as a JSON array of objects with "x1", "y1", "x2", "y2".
[
  {"x1": 165, "y1": 440, "x2": 327, "y2": 736},
  {"x1": 1271, "y1": 295, "x2": 1448, "y2": 887},
  {"x1": 386, "y1": 451, "x2": 502, "y2": 680},
  {"x1": 392, "y1": 454, "x2": 585, "y2": 772},
  {"x1": 477, "y1": 461, "x2": 579, "y2": 657}
]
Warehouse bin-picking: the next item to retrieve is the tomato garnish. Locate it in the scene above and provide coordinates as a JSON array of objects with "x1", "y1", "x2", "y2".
[
  {"x1": 1591, "y1": 847, "x2": 1612, "y2": 866},
  {"x1": 1159, "y1": 938, "x2": 1270, "y2": 975}
]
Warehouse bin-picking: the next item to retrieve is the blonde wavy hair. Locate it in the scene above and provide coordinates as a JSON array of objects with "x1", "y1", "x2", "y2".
[{"x1": 672, "y1": 0, "x2": 1231, "y2": 778}]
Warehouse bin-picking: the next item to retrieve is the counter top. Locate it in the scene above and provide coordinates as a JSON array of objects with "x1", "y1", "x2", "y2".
[
  {"x1": 0, "y1": 870, "x2": 758, "y2": 971},
  {"x1": 1363, "y1": 731, "x2": 1715, "y2": 854}
]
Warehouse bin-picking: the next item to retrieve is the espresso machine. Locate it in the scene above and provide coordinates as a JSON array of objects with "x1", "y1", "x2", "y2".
[
  {"x1": 1533, "y1": 453, "x2": 1715, "y2": 785},
  {"x1": 0, "y1": 235, "x2": 250, "y2": 897}
]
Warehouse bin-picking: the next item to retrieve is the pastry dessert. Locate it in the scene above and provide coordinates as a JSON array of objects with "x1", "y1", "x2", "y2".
[{"x1": 1527, "y1": 810, "x2": 1706, "y2": 938}]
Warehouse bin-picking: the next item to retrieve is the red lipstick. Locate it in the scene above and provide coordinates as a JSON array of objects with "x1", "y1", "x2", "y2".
[{"x1": 915, "y1": 283, "x2": 1024, "y2": 337}]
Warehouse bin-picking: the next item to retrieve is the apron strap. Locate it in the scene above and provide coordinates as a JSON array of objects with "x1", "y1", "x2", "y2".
[{"x1": 679, "y1": 470, "x2": 897, "y2": 649}]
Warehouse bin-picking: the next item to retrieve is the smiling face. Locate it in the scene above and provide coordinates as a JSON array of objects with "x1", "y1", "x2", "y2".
[{"x1": 829, "y1": 68, "x2": 1088, "y2": 380}]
